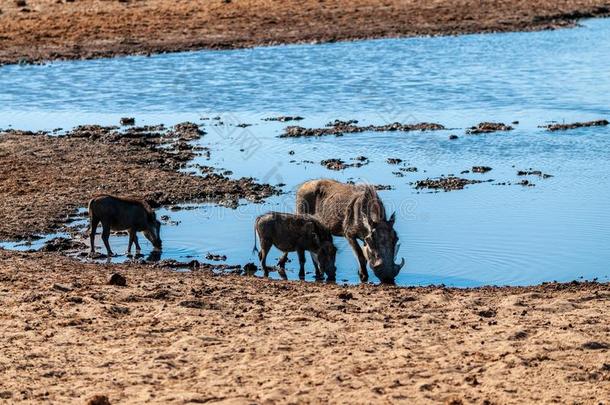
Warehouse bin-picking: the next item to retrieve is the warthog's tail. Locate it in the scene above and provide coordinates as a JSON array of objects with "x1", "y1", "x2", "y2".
[{"x1": 252, "y1": 219, "x2": 259, "y2": 255}]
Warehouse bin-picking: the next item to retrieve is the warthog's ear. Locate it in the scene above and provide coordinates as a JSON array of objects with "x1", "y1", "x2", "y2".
[
  {"x1": 363, "y1": 215, "x2": 373, "y2": 233},
  {"x1": 389, "y1": 212, "x2": 396, "y2": 226}
]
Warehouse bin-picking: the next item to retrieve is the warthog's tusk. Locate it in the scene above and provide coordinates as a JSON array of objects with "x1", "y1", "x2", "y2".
[{"x1": 394, "y1": 257, "x2": 405, "y2": 273}]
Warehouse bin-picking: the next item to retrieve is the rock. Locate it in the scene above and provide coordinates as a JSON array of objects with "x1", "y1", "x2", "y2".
[
  {"x1": 582, "y1": 341, "x2": 609, "y2": 350},
  {"x1": 108, "y1": 305, "x2": 129, "y2": 315},
  {"x1": 243, "y1": 262, "x2": 257, "y2": 274},
  {"x1": 87, "y1": 395, "x2": 111, "y2": 405},
  {"x1": 466, "y1": 122, "x2": 513, "y2": 134},
  {"x1": 67, "y1": 296, "x2": 84, "y2": 304},
  {"x1": 338, "y1": 291, "x2": 353, "y2": 300},
  {"x1": 386, "y1": 158, "x2": 403, "y2": 165},
  {"x1": 108, "y1": 273, "x2": 126, "y2": 287},
  {"x1": 205, "y1": 253, "x2": 227, "y2": 261},
  {"x1": 449, "y1": 134, "x2": 459, "y2": 140},
  {"x1": 320, "y1": 158, "x2": 368, "y2": 171},
  {"x1": 53, "y1": 283, "x2": 72, "y2": 292},
  {"x1": 120, "y1": 117, "x2": 135, "y2": 126},
  {"x1": 478, "y1": 309, "x2": 496, "y2": 318},
  {"x1": 511, "y1": 330, "x2": 528, "y2": 340},
  {"x1": 472, "y1": 166, "x2": 492, "y2": 173}
]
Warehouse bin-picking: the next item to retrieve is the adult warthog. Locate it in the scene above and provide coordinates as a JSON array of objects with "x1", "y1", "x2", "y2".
[
  {"x1": 295, "y1": 179, "x2": 404, "y2": 284},
  {"x1": 89, "y1": 195, "x2": 162, "y2": 256}
]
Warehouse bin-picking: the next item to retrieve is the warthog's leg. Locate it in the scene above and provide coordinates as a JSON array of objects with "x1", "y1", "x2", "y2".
[
  {"x1": 347, "y1": 237, "x2": 368, "y2": 282},
  {"x1": 258, "y1": 238, "x2": 272, "y2": 277},
  {"x1": 133, "y1": 232, "x2": 141, "y2": 252},
  {"x1": 127, "y1": 229, "x2": 141, "y2": 254},
  {"x1": 127, "y1": 230, "x2": 134, "y2": 254},
  {"x1": 101, "y1": 223, "x2": 113, "y2": 257},
  {"x1": 310, "y1": 252, "x2": 323, "y2": 280},
  {"x1": 297, "y1": 248, "x2": 306, "y2": 280},
  {"x1": 277, "y1": 252, "x2": 289, "y2": 269},
  {"x1": 89, "y1": 217, "x2": 99, "y2": 254}
]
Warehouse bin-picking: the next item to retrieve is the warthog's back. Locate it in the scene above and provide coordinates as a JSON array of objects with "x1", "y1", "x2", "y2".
[
  {"x1": 296, "y1": 179, "x2": 363, "y2": 236},
  {"x1": 88, "y1": 195, "x2": 153, "y2": 231}
]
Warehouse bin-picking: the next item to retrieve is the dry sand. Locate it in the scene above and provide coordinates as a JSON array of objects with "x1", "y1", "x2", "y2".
[
  {"x1": 0, "y1": 250, "x2": 608, "y2": 404},
  {"x1": 1, "y1": 0, "x2": 609, "y2": 65}
]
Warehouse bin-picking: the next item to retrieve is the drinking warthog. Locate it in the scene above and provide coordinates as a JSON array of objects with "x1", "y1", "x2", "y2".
[
  {"x1": 253, "y1": 212, "x2": 337, "y2": 280},
  {"x1": 88, "y1": 195, "x2": 162, "y2": 256},
  {"x1": 294, "y1": 179, "x2": 404, "y2": 284}
]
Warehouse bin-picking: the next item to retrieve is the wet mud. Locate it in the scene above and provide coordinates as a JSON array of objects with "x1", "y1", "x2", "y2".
[
  {"x1": 0, "y1": 123, "x2": 278, "y2": 240},
  {"x1": 466, "y1": 122, "x2": 514, "y2": 134},
  {"x1": 541, "y1": 119, "x2": 609, "y2": 131},
  {"x1": 413, "y1": 177, "x2": 488, "y2": 192},
  {"x1": 280, "y1": 120, "x2": 445, "y2": 138}
]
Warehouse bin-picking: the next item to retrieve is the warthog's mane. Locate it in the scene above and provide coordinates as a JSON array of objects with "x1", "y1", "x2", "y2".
[
  {"x1": 353, "y1": 184, "x2": 386, "y2": 221},
  {"x1": 92, "y1": 194, "x2": 155, "y2": 215}
]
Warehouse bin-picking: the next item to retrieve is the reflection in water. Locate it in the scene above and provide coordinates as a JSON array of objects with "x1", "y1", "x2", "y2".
[{"x1": 1, "y1": 20, "x2": 610, "y2": 286}]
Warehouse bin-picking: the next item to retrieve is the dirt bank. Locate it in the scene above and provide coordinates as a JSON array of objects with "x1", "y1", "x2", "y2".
[
  {"x1": 0, "y1": 124, "x2": 277, "y2": 240},
  {"x1": 1, "y1": 0, "x2": 610, "y2": 65},
  {"x1": 0, "y1": 250, "x2": 608, "y2": 403}
]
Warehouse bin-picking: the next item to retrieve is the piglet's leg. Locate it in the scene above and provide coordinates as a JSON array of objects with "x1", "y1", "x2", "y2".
[
  {"x1": 101, "y1": 224, "x2": 113, "y2": 257},
  {"x1": 297, "y1": 249, "x2": 306, "y2": 280},
  {"x1": 311, "y1": 252, "x2": 323, "y2": 280},
  {"x1": 133, "y1": 232, "x2": 141, "y2": 253}
]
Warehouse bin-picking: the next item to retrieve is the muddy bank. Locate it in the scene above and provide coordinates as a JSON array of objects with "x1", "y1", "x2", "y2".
[
  {"x1": 281, "y1": 120, "x2": 445, "y2": 138},
  {"x1": 1, "y1": 1, "x2": 610, "y2": 65},
  {"x1": 0, "y1": 123, "x2": 277, "y2": 240},
  {"x1": 541, "y1": 119, "x2": 609, "y2": 131},
  {"x1": 0, "y1": 249, "x2": 608, "y2": 403}
]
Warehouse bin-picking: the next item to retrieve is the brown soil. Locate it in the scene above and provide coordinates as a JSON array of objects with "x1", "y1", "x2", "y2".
[
  {"x1": 0, "y1": 124, "x2": 277, "y2": 240},
  {"x1": 2, "y1": 0, "x2": 609, "y2": 65},
  {"x1": 0, "y1": 249, "x2": 608, "y2": 403}
]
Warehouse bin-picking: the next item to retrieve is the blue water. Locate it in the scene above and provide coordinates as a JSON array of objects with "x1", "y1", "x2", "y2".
[{"x1": 1, "y1": 19, "x2": 610, "y2": 286}]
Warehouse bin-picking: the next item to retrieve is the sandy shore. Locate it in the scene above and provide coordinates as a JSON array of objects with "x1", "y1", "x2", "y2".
[
  {"x1": 0, "y1": 0, "x2": 609, "y2": 65},
  {"x1": 0, "y1": 250, "x2": 608, "y2": 403}
]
